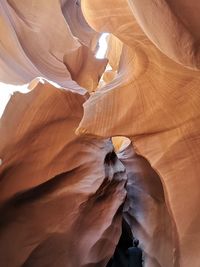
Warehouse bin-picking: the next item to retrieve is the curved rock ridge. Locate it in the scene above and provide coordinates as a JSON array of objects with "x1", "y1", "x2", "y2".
[
  {"x1": 82, "y1": 0, "x2": 200, "y2": 69},
  {"x1": 116, "y1": 139, "x2": 177, "y2": 267},
  {"x1": 127, "y1": 0, "x2": 200, "y2": 69},
  {"x1": 60, "y1": 0, "x2": 99, "y2": 50},
  {"x1": 1, "y1": 0, "x2": 200, "y2": 266},
  {"x1": 77, "y1": 1, "x2": 200, "y2": 266},
  {"x1": 0, "y1": 0, "x2": 107, "y2": 91},
  {"x1": 0, "y1": 79, "x2": 127, "y2": 267}
]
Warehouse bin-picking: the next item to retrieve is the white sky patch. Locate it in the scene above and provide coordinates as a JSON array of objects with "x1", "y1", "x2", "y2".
[
  {"x1": 0, "y1": 34, "x2": 110, "y2": 117},
  {"x1": 0, "y1": 78, "x2": 62, "y2": 119},
  {"x1": 106, "y1": 63, "x2": 112, "y2": 71},
  {"x1": 0, "y1": 35, "x2": 110, "y2": 118},
  {"x1": 95, "y1": 33, "x2": 109, "y2": 59},
  {"x1": 0, "y1": 82, "x2": 29, "y2": 119}
]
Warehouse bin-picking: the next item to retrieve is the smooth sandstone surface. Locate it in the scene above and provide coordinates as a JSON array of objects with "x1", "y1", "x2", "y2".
[
  {"x1": 117, "y1": 139, "x2": 176, "y2": 267},
  {"x1": 127, "y1": 0, "x2": 200, "y2": 69},
  {"x1": 60, "y1": 0, "x2": 99, "y2": 50},
  {"x1": 1, "y1": 0, "x2": 200, "y2": 266},
  {"x1": 78, "y1": 1, "x2": 200, "y2": 266},
  {"x1": 0, "y1": 79, "x2": 126, "y2": 267},
  {"x1": 0, "y1": 0, "x2": 107, "y2": 91}
]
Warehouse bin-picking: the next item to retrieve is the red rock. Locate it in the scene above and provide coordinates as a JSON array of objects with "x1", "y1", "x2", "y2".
[{"x1": 0, "y1": 79, "x2": 126, "y2": 267}]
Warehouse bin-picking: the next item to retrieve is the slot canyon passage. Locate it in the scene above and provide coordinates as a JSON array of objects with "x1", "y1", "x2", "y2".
[{"x1": 0, "y1": 0, "x2": 200, "y2": 266}]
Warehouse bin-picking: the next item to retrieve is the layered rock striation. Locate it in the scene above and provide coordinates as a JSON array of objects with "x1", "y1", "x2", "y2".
[
  {"x1": 0, "y1": 79, "x2": 126, "y2": 267},
  {"x1": 1, "y1": 0, "x2": 200, "y2": 266}
]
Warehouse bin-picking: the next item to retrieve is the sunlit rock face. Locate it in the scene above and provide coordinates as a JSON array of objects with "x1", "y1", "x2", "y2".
[
  {"x1": 60, "y1": 0, "x2": 99, "y2": 50},
  {"x1": 1, "y1": 0, "x2": 200, "y2": 266},
  {"x1": 0, "y1": 79, "x2": 126, "y2": 267},
  {"x1": 127, "y1": 0, "x2": 200, "y2": 69},
  {"x1": 78, "y1": 1, "x2": 200, "y2": 266},
  {"x1": 0, "y1": 0, "x2": 107, "y2": 91}
]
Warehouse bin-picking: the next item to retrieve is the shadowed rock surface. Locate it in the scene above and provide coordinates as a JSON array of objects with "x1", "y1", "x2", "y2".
[
  {"x1": 0, "y1": 79, "x2": 126, "y2": 267},
  {"x1": 1, "y1": 0, "x2": 200, "y2": 266}
]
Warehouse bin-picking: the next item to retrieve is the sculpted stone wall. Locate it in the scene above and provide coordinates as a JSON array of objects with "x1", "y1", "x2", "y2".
[
  {"x1": 0, "y1": 79, "x2": 126, "y2": 267},
  {"x1": 1, "y1": 0, "x2": 200, "y2": 266},
  {"x1": 78, "y1": 1, "x2": 200, "y2": 266}
]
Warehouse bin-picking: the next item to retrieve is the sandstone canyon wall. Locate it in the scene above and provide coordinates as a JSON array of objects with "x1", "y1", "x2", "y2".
[{"x1": 1, "y1": 0, "x2": 200, "y2": 267}]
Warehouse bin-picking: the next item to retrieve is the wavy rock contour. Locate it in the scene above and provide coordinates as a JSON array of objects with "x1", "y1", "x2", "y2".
[
  {"x1": 0, "y1": 79, "x2": 126, "y2": 267},
  {"x1": 78, "y1": 1, "x2": 200, "y2": 266}
]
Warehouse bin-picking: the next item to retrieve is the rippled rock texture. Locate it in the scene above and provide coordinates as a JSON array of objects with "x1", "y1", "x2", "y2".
[
  {"x1": 1, "y1": 0, "x2": 200, "y2": 267},
  {"x1": 0, "y1": 79, "x2": 126, "y2": 267}
]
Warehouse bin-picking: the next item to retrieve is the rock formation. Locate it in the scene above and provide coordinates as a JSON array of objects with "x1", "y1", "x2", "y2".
[
  {"x1": 1, "y1": 0, "x2": 200, "y2": 267},
  {"x1": 0, "y1": 79, "x2": 126, "y2": 267},
  {"x1": 0, "y1": 0, "x2": 107, "y2": 91},
  {"x1": 117, "y1": 138, "x2": 175, "y2": 267},
  {"x1": 78, "y1": 1, "x2": 200, "y2": 266}
]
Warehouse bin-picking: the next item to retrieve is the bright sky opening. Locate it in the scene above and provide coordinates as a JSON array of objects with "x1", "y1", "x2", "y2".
[{"x1": 95, "y1": 33, "x2": 109, "y2": 59}]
